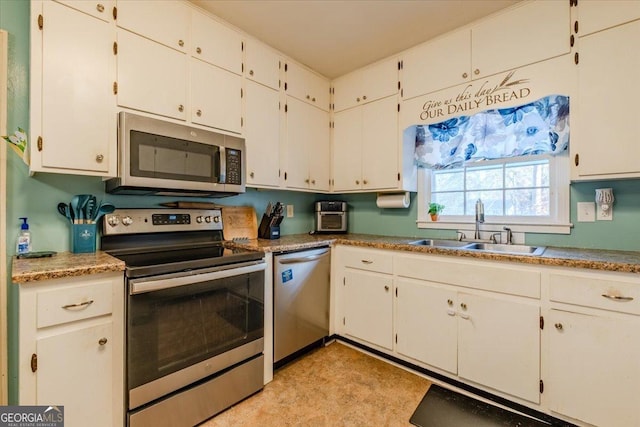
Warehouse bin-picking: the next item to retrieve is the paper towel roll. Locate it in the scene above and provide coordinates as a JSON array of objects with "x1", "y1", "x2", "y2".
[{"x1": 376, "y1": 192, "x2": 410, "y2": 209}]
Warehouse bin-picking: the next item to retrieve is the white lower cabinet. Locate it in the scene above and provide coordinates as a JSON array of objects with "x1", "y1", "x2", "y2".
[
  {"x1": 395, "y1": 277, "x2": 540, "y2": 403},
  {"x1": 343, "y1": 269, "x2": 393, "y2": 350},
  {"x1": 19, "y1": 272, "x2": 124, "y2": 427}
]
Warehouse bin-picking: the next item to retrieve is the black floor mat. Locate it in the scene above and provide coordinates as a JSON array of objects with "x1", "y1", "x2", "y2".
[{"x1": 410, "y1": 385, "x2": 550, "y2": 427}]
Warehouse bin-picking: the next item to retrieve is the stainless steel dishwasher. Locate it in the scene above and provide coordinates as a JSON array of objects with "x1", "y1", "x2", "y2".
[{"x1": 274, "y1": 246, "x2": 330, "y2": 365}]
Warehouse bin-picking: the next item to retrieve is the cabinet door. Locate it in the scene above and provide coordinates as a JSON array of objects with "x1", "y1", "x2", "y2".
[
  {"x1": 307, "y1": 104, "x2": 331, "y2": 192},
  {"x1": 245, "y1": 40, "x2": 281, "y2": 90},
  {"x1": 285, "y1": 62, "x2": 330, "y2": 111},
  {"x1": 191, "y1": 9, "x2": 243, "y2": 75},
  {"x1": 402, "y1": 28, "x2": 470, "y2": 99},
  {"x1": 575, "y1": 20, "x2": 640, "y2": 178},
  {"x1": 37, "y1": 321, "x2": 113, "y2": 427},
  {"x1": 332, "y1": 71, "x2": 362, "y2": 113},
  {"x1": 284, "y1": 96, "x2": 311, "y2": 189},
  {"x1": 117, "y1": 30, "x2": 187, "y2": 121},
  {"x1": 396, "y1": 279, "x2": 457, "y2": 374},
  {"x1": 361, "y1": 95, "x2": 398, "y2": 190},
  {"x1": 115, "y1": 0, "x2": 189, "y2": 52},
  {"x1": 332, "y1": 107, "x2": 362, "y2": 191},
  {"x1": 55, "y1": 0, "x2": 114, "y2": 22},
  {"x1": 37, "y1": 1, "x2": 115, "y2": 174},
  {"x1": 548, "y1": 309, "x2": 640, "y2": 427},
  {"x1": 245, "y1": 80, "x2": 281, "y2": 187},
  {"x1": 190, "y1": 59, "x2": 242, "y2": 133},
  {"x1": 343, "y1": 270, "x2": 393, "y2": 350},
  {"x1": 457, "y1": 292, "x2": 540, "y2": 403},
  {"x1": 360, "y1": 57, "x2": 398, "y2": 105},
  {"x1": 578, "y1": 0, "x2": 640, "y2": 37},
  {"x1": 472, "y1": 1, "x2": 570, "y2": 79}
]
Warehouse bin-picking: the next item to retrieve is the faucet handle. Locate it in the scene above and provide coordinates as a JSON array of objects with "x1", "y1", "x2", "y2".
[
  {"x1": 490, "y1": 232, "x2": 501, "y2": 244},
  {"x1": 503, "y1": 227, "x2": 513, "y2": 244},
  {"x1": 457, "y1": 231, "x2": 466, "y2": 241}
]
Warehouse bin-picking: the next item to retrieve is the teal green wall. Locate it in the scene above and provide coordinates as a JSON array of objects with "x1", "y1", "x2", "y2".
[{"x1": 2, "y1": 0, "x2": 640, "y2": 405}]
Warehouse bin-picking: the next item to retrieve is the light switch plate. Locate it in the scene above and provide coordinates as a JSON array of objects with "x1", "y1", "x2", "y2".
[
  {"x1": 286, "y1": 204, "x2": 294, "y2": 218},
  {"x1": 577, "y1": 202, "x2": 595, "y2": 222}
]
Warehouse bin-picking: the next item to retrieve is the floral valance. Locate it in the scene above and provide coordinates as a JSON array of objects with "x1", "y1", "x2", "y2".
[{"x1": 414, "y1": 94, "x2": 569, "y2": 169}]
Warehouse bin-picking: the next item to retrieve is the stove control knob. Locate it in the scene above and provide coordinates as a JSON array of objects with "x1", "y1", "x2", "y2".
[
  {"x1": 213, "y1": 215, "x2": 220, "y2": 223},
  {"x1": 107, "y1": 216, "x2": 120, "y2": 227},
  {"x1": 204, "y1": 216, "x2": 212, "y2": 223},
  {"x1": 196, "y1": 216, "x2": 204, "y2": 223},
  {"x1": 122, "y1": 216, "x2": 133, "y2": 226}
]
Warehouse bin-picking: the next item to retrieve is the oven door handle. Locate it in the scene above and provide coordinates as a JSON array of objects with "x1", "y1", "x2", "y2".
[{"x1": 129, "y1": 262, "x2": 266, "y2": 295}]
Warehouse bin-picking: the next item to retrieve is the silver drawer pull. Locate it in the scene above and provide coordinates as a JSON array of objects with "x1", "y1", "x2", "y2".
[
  {"x1": 602, "y1": 294, "x2": 634, "y2": 302},
  {"x1": 361, "y1": 259, "x2": 373, "y2": 264},
  {"x1": 62, "y1": 300, "x2": 94, "y2": 310},
  {"x1": 98, "y1": 338, "x2": 108, "y2": 346}
]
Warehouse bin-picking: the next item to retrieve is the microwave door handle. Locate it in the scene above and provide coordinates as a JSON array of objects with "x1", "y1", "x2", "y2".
[{"x1": 218, "y1": 146, "x2": 226, "y2": 184}]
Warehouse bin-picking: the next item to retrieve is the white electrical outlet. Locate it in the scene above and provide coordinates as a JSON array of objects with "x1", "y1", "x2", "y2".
[
  {"x1": 286, "y1": 204, "x2": 294, "y2": 218},
  {"x1": 577, "y1": 202, "x2": 596, "y2": 222}
]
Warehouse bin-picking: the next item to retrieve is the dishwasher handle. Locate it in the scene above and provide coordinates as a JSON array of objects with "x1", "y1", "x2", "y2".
[{"x1": 277, "y1": 249, "x2": 330, "y2": 265}]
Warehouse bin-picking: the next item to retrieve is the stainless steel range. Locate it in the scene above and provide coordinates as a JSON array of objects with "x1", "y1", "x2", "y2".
[{"x1": 101, "y1": 208, "x2": 266, "y2": 427}]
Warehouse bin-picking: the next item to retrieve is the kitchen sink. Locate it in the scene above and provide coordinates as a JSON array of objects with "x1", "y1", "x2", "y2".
[
  {"x1": 408, "y1": 239, "x2": 472, "y2": 248},
  {"x1": 463, "y1": 242, "x2": 546, "y2": 256}
]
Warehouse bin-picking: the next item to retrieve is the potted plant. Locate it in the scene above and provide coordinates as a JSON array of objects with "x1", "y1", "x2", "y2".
[{"x1": 428, "y1": 203, "x2": 445, "y2": 221}]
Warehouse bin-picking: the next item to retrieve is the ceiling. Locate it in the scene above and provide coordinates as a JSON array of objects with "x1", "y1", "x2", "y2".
[{"x1": 189, "y1": 0, "x2": 521, "y2": 79}]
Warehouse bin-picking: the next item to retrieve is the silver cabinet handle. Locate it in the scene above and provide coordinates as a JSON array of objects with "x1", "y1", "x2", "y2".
[
  {"x1": 98, "y1": 337, "x2": 108, "y2": 346},
  {"x1": 249, "y1": 70, "x2": 254, "y2": 76},
  {"x1": 360, "y1": 259, "x2": 373, "y2": 264},
  {"x1": 474, "y1": 69, "x2": 480, "y2": 75},
  {"x1": 555, "y1": 323, "x2": 563, "y2": 330},
  {"x1": 196, "y1": 109, "x2": 202, "y2": 117},
  {"x1": 178, "y1": 104, "x2": 184, "y2": 112},
  {"x1": 96, "y1": 3, "x2": 104, "y2": 12},
  {"x1": 602, "y1": 294, "x2": 634, "y2": 301},
  {"x1": 249, "y1": 171, "x2": 255, "y2": 178},
  {"x1": 95, "y1": 154, "x2": 104, "y2": 163},
  {"x1": 460, "y1": 302, "x2": 467, "y2": 310},
  {"x1": 356, "y1": 97, "x2": 361, "y2": 102},
  {"x1": 178, "y1": 39, "x2": 184, "y2": 47},
  {"x1": 62, "y1": 300, "x2": 94, "y2": 310},
  {"x1": 362, "y1": 95, "x2": 367, "y2": 100},
  {"x1": 462, "y1": 72, "x2": 468, "y2": 79},
  {"x1": 196, "y1": 47, "x2": 202, "y2": 54},
  {"x1": 384, "y1": 285, "x2": 390, "y2": 291},
  {"x1": 447, "y1": 299, "x2": 453, "y2": 306}
]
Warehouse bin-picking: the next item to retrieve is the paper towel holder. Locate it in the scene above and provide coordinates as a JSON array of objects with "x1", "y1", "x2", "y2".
[{"x1": 376, "y1": 192, "x2": 411, "y2": 209}]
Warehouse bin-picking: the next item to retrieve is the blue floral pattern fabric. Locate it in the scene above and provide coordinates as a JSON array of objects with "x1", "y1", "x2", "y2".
[{"x1": 414, "y1": 95, "x2": 569, "y2": 169}]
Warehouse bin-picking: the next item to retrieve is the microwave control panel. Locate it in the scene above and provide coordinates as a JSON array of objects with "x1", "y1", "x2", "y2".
[{"x1": 226, "y1": 149, "x2": 242, "y2": 185}]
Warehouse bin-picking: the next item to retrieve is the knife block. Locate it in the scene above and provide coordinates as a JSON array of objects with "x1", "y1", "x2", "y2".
[{"x1": 258, "y1": 214, "x2": 280, "y2": 239}]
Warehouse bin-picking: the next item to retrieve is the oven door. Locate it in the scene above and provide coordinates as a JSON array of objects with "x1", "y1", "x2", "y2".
[{"x1": 127, "y1": 261, "x2": 265, "y2": 410}]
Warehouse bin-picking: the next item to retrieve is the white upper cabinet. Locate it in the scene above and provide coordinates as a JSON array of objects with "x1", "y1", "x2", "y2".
[
  {"x1": 116, "y1": 29, "x2": 187, "y2": 121},
  {"x1": 30, "y1": 0, "x2": 116, "y2": 177},
  {"x1": 190, "y1": 58, "x2": 242, "y2": 133},
  {"x1": 191, "y1": 9, "x2": 243, "y2": 75},
  {"x1": 115, "y1": 0, "x2": 189, "y2": 52},
  {"x1": 402, "y1": 28, "x2": 472, "y2": 100},
  {"x1": 285, "y1": 62, "x2": 330, "y2": 111},
  {"x1": 471, "y1": 0, "x2": 570, "y2": 79},
  {"x1": 402, "y1": 1, "x2": 570, "y2": 99},
  {"x1": 284, "y1": 97, "x2": 330, "y2": 192},
  {"x1": 333, "y1": 57, "x2": 399, "y2": 112},
  {"x1": 244, "y1": 80, "x2": 281, "y2": 188},
  {"x1": 578, "y1": 0, "x2": 640, "y2": 37},
  {"x1": 573, "y1": 19, "x2": 640, "y2": 179},
  {"x1": 245, "y1": 40, "x2": 281, "y2": 90},
  {"x1": 55, "y1": 0, "x2": 114, "y2": 22}
]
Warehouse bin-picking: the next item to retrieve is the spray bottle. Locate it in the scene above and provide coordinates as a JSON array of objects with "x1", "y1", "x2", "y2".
[{"x1": 16, "y1": 217, "x2": 32, "y2": 255}]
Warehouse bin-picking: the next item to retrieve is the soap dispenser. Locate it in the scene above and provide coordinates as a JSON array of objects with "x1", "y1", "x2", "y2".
[{"x1": 16, "y1": 217, "x2": 32, "y2": 255}]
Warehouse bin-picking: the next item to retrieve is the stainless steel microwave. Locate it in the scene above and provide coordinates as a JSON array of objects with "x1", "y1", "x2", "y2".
[{"x1": 106, "y1": 112, "x2": 245, "y2": 197}]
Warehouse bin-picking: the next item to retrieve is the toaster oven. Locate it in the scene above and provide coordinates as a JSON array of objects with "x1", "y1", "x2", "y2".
[{"x1": 315, "y1": 201, "x2": 347, "y2": 233}]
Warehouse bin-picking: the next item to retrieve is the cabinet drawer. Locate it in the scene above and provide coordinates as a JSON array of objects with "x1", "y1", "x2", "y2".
[
  {"x1": 395, "y1": 254, "x2": 540, "y2": 298},
  {"x1": 340, "y1": 247, "x2": 393, "y2": 274},
  {"x1": 549, "y1": 272, "x2": 640, "y2": 315},
  {"x1": 37, "y1": 280, "x2": 113, "y2": 328}
]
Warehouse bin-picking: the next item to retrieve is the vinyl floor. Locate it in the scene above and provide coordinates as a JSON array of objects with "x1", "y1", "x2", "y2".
[{"x1": 200, "y1": 341, "x2": 431, "y2": 426}]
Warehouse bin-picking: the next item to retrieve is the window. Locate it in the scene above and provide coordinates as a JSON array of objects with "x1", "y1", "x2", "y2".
[{"x1": 418, "y1": 154, "x2": 571, "y2": 233}]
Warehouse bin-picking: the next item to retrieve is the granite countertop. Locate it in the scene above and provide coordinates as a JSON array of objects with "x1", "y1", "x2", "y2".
[
  {"x1": 13, "y1": 234, "x2": 640, "y2": 284},
  {"x1": 11, "y1": 251, "x2": 125, "y2": 284},
  {"x1": 229, "y1": 233, "x2": 640, "y2": 274}
]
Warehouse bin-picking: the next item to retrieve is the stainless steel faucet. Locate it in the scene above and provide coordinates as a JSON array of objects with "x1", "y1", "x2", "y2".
[
  {"x1": 474, "y1": 199, "x2": 484, "y2": 240},
  {"x1": 503, "y1": 226, "x2": 513, "y2": 244}
]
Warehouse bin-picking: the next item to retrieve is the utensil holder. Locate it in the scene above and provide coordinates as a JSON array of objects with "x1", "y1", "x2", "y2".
[{"x1": 71, "y1": 224, "x2": 97, "y2": 253}]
